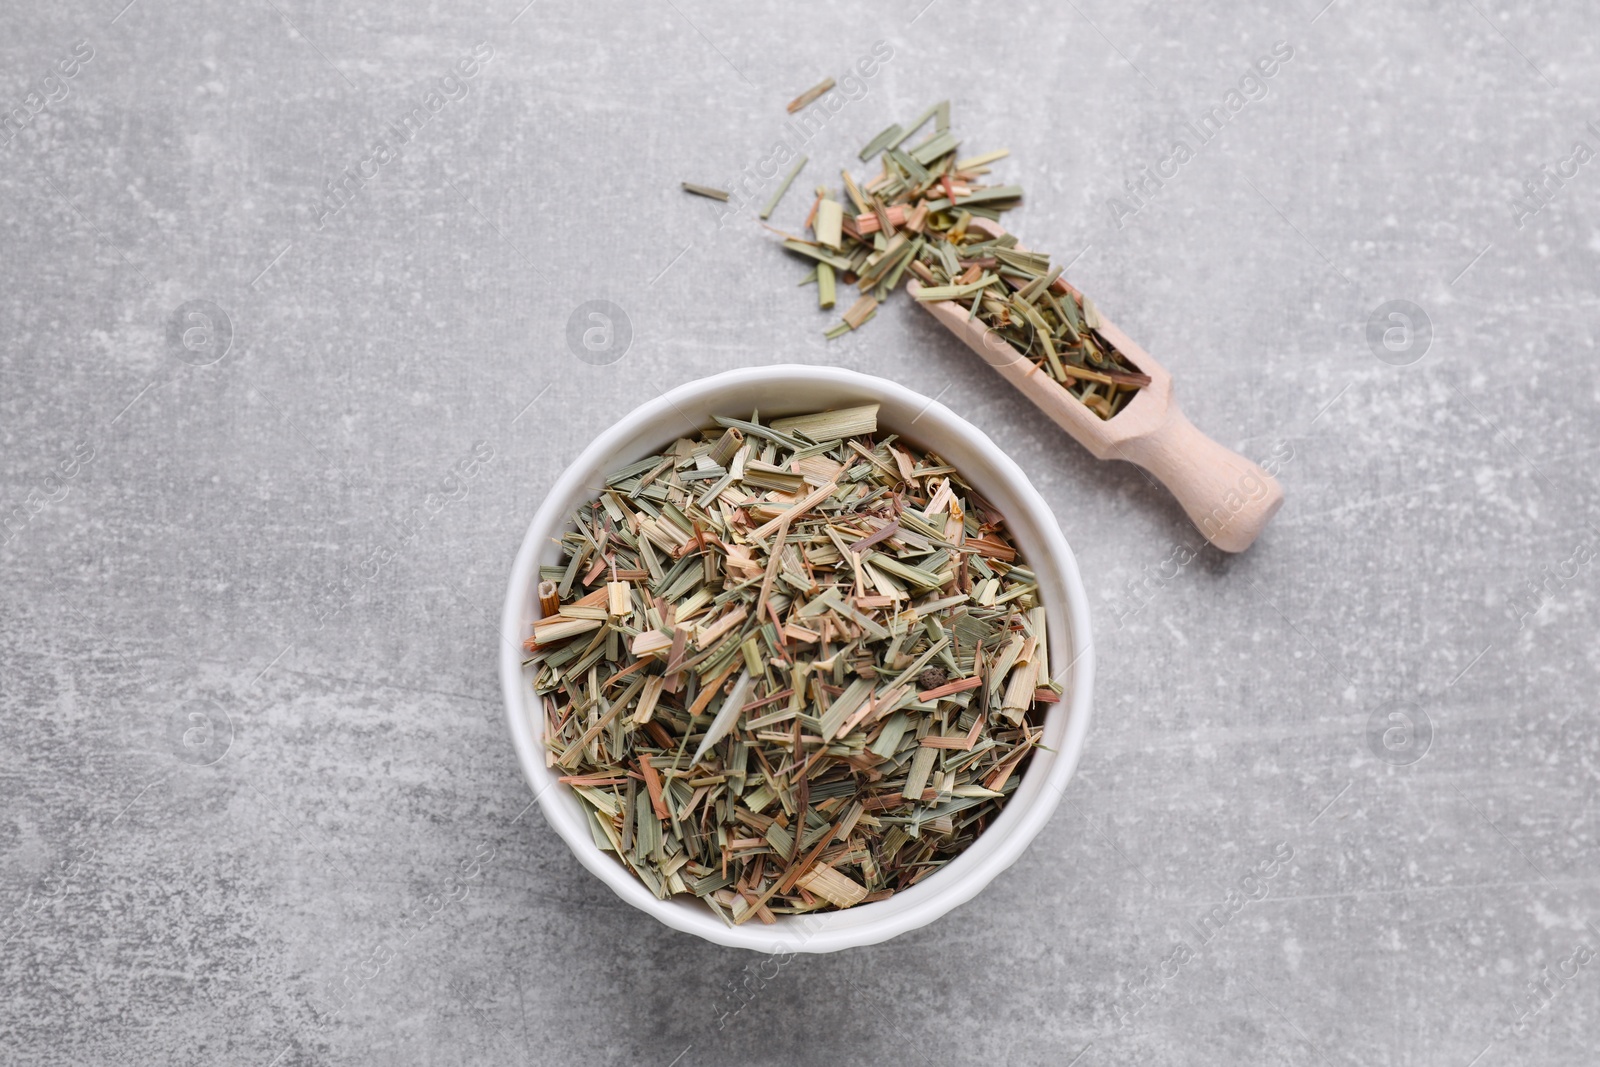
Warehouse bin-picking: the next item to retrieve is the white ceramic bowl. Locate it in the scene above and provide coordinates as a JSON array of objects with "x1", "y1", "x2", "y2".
[{"x1": 500, "y1": 365, "x2": 1093, "y2": 953}]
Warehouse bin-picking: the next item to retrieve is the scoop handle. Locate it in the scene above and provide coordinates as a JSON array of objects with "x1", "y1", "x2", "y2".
[{"x1": 1113, "y1": 401, "x2": 1283, "y2": 552}]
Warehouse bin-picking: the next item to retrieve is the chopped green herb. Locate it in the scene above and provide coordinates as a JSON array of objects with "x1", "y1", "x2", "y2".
[
  {"x1": 526, "y1": 409, "x2": 1051, "y2": 921},
  {"x1": 682, "y1": 182, "x2": 731, "y2": 201},
  {"x1": 785, "y1": 77, "x2": 835, "y2": 113},
  {"x1": 859, "y1": 124, "x2": 905, "y2": 161},
  {"x1": 768, "y1": 104, "x2": 1148, "y2": 419},
  {"x1": 760, "y1": 155, "x2": 809, "y2": 220}
]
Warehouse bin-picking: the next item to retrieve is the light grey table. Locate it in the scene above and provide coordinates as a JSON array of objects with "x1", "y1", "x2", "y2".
[{"x1": 3, "y1": 1, "x2": 1597, "y2": 1064}]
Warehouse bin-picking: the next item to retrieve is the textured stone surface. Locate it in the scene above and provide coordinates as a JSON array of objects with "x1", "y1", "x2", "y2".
[{"x1": 3, "y1": 1, "x2": 1598, "y2": 1064}]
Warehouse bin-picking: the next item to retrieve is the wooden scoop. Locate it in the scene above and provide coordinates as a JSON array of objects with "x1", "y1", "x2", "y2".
[{"x1": 907, "y1": 221, "x2": 1282, "y2": 553}]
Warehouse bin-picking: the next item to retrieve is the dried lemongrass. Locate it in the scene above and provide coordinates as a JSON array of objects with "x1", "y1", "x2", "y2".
[
  {"x1": 769, "y1": 403, "x2": 880, "y2": 441},
  {"x1": 772, "y1": 103, "x2": 1147, "y2": 419},
  {"x1": 525, "y1": 408, "x2": 1056, "y2": 921},
  {"x1": 813, "y1": 198, "x2": 843, "y2": 251},
  {"x1": 785, "y1": 77, "x2": 835, "y2": 113},
  {"x1": 681, "y1": 182, "x2": 731, "y2": 201},
  {"x1": 760, "y1": 156, "x2": 809, "y2": 220}
]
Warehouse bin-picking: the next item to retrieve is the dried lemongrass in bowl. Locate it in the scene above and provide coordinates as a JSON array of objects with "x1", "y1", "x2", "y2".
[{"x1": 524, "y1": 404, "x2": 1059, "y2": 926}]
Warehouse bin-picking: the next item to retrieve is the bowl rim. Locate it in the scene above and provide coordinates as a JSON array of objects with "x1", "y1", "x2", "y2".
[{"x1": 499, "y1": 364, "x2": 1094, "y2": 952}]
